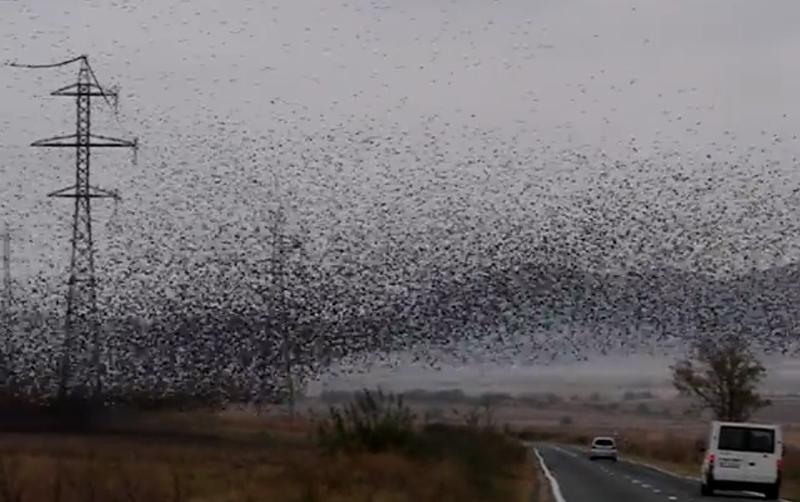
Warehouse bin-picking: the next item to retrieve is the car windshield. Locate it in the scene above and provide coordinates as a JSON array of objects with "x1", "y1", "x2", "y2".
[{"x1": 718, "y1": 427, "x2": 775, "y2": 454}]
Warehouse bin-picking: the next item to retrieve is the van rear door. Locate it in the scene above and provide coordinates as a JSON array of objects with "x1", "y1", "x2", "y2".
[{"x1": 716, "y1": 425, "x2": 777, "y2": 484}]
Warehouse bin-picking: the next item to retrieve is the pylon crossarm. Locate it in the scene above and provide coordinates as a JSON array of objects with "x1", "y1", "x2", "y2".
[
  {"x1": 51, "y1": 82, "x2": 115, "y2": 98},
  {"x1": 31, "y1": 134, "x2": 77, "y2": 147},
  {"x1": 31, "y1": 133, "x2": 135, "y2": 148},
  {"x1": 88, "y1": 186, "x2": 121, "y2": 199},
  {"x1": 89, "y1": 134, "x2": 136, "y2": 148},
  {"x1": 48, "y1": 185, "x2": 121, "y2": 199}
]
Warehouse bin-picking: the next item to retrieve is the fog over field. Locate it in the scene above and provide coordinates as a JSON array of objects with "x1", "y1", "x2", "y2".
[{"x1": 318, "y1": 355, "x2": 800, "y2": 397}]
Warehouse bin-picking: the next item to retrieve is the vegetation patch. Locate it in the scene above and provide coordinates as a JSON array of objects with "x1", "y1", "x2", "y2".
[{"x1": 0, "y1": 389, "x2": 537, "y2": 502}]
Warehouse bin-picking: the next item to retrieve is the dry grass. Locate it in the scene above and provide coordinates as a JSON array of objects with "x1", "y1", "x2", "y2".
[{"x1": 0, "y1": 411, "x2": 537, "y2": 502}]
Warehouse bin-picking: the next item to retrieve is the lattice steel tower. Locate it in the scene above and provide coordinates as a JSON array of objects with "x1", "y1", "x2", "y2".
[
  {"x1": 2, "y1": 225, "x2": 10, "y2": 354},
  {"x1": 14, "y1": 55, "x2": 137, "y2": 400},
  {"x1": 2, "y1": 225, "x2": 9, "y2": 315}
]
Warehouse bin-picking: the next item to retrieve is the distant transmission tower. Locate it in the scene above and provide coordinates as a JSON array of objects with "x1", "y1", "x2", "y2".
[
  {"x1": 2, "y1": 224, "x2": 11, "y2": 364},
  {"x1": 269, "y1": 203, "x2": 295, "y2": 417},
  {"x1": 2, "y1": 224, "x2": 10, "y2": 314},
  {"x1": 266, "y1": 194, "x2": 303, "y2": 418},
  {"x1": 11, "y1": 55, "x2": 137, "y2": 400}
]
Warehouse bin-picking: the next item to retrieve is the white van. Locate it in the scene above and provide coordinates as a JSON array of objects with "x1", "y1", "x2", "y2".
[{"x1": 700, "y1": 421, "x2": 783, "y2": 499}]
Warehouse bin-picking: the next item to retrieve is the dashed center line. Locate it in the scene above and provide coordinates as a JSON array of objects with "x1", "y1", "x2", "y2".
[
  {"x1": 578, "y1": 446, "x2": 706, "y2": 502},
  {"x1": 595, "y1": 461, "x2": 674, "y2": 500},
  {"x1": 552, "y1": 445, "x2": 580, "y2": 459}
]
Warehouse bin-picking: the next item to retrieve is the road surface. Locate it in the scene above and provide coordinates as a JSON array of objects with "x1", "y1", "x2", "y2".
[{"x1": 534, "y1": 444, "x2": 783, "y2": 502}]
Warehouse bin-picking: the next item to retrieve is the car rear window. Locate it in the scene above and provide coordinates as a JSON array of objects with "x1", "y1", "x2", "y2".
[
  {"x1": 718, "y1": 426, "x2": 775, "y2": 453},
  {"x1": 594, "y1": 439, "x2": 615, "y2": 447}
]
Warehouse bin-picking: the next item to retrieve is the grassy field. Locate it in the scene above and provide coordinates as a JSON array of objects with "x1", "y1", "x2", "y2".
[
  {"x1": 0, "y1": 410, "x2": 539, "y2": 502},
  {"x1": 518, "y1": 425, "x2": 800, "y2": 501}
]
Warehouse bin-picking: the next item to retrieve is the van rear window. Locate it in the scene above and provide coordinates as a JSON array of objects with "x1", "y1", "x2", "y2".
[
  {"x1": 593, "y1": 439, "x2": 614, "y2": 447},
  {"x1": 718, "y1": 426, "x2": 775, "y2": 453}
]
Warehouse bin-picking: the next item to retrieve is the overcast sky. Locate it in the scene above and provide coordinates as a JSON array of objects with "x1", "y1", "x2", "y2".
[
  {"x1": 4, "y1": 0, "x2": 800, "y2": 142},
  {"x1": 2, "y1": 0, "x2": 800, "y2": 278}
]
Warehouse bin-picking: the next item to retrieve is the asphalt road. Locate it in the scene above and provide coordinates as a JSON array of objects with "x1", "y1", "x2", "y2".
[{"x1": 534, "y1": 443, "x2": 781, "y2": 502}]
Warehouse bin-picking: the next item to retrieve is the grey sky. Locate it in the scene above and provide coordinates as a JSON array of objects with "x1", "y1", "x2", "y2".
[
  {"x1": 4, "y1": 0, "x2": 800, "y2": 134},
  {"x1": 2, "y1": 0, "x2": 800, "y2": 279}
]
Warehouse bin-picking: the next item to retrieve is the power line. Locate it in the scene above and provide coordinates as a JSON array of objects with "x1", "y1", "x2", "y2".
[{"x1": 6, "y1": 55, "x2": 85, "y2": 69}]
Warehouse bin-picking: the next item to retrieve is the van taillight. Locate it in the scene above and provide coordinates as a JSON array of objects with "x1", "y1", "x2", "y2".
[
  {"x1": 777, "y1": 458, "x2": 783, "y2": 471},
  {"x1": 708, "y1": 453, "x2": 715, "y2": 464}
]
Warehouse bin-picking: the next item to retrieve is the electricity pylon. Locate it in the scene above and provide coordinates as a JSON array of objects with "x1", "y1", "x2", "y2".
[
  {"x1": 1, "y1": 224, "x2": 11, "y2": 373},
  {"x1": 2, "y1": 224, "x2": 10, "y2": 318},
  {"x1": 12, "y1": 55, "x2": 137, "y2": 401}
]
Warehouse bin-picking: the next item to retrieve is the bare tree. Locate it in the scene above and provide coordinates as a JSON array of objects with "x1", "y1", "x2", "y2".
[{"x1": 672, "y1": 333, "x2": 770, "y2": 421}]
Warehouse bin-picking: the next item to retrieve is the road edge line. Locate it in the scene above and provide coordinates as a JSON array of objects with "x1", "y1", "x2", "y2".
[
  {"x1": 622, "y1": 457, "x2": 792, "y2": 502},
  {"x1": 534, "y1": 447, "x2": 567, "y2": 502}
]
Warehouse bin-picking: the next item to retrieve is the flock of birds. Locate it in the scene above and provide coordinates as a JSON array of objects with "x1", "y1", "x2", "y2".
[
  {"x1": 2, "y1": 119, "x2": 799, "y2": 403},
  {"x1": 1, "y1": 0, "x2": 799, "y2": 403}
]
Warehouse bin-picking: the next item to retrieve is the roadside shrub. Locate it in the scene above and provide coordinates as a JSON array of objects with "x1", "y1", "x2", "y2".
[
  {"x1": 559, "y1": 416, "x2": 574, "y2": 426},
  {"x1": 316, "y1": 388, "x2": 415, "y2": 453}
]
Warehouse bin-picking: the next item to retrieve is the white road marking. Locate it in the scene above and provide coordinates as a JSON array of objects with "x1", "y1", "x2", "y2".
[
  {"x1": 534, "y1": 448, "x2": 567, "y2": 502},
  {"x1": 552, "y1": 445, "x2": 581, "y2": 459},
  {"x1": 739, "y1": 490, "x2": 792, "y2": 502},
  {"x1": 621, "y1": 457, "x2": 700, "y2": 481},
  {"x1": 622, "y1": 456, "x2": 791, "y2": 502},
  {"x1": 668, "y1": 497, "x2": 677, "y2": 501}
]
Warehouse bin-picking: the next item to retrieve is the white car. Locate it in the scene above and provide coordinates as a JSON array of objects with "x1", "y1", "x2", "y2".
[
  {"x1": 700, "y1": 421, "x2": 783, "y2": 500},
  {"x1": 589, "y1": 436, "x2": 618, "y2": 461}
]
